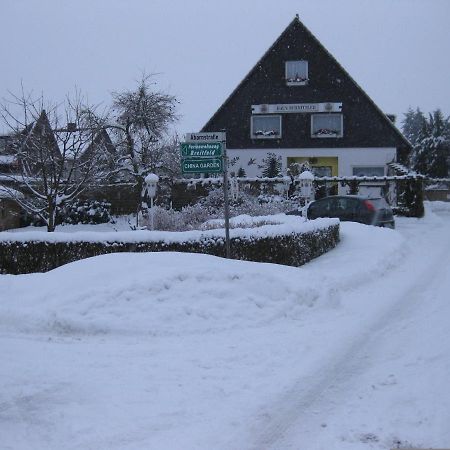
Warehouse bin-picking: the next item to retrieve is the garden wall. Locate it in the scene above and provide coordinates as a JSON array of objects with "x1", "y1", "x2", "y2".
[{"x1": 0, "y1": 218, "x2": 339, "y2": 275}]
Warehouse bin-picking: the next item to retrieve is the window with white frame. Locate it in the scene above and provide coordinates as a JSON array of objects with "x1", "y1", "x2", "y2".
[
  {"x1": 285, "y1": 60, "x2": 308, "y2": 85},
  {"x1": 251, "y1": 115, "x2": 281, "y2": 139},
  {"x1": 352, "y1": 166, "x2": 385, "y2": 177},
  {"x1": 311, "y1": 114, "x2": 343, "y2": 138}
]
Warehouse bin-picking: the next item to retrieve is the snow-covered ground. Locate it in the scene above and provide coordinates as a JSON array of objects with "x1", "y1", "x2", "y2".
[
  {"x1": 1, "y1": 204, "x2": 449, "y2": 449},
  {"x1": 7, "y1": 215, "x2": 137, "y2": 233}
]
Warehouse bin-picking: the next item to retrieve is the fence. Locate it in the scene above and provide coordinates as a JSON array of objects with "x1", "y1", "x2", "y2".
[{"x1": 173, "y1": 174, "x2": 426, "y2": 217}]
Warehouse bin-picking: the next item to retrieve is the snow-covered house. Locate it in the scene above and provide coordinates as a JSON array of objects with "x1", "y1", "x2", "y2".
[
  {"x1": 0, "y1": 111, "x2": 118, "y2": 230},
  {"x1": 0, "y1": 186, "x2": 23, "y2": 230},
  {"x1": 0, "y1": 135, "x2": 19, "y2": 176},
  {"x1": 201, "y1": 15, "x2": 411, "y2": 192}
]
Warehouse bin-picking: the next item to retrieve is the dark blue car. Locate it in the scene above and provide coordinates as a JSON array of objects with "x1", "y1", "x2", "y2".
[{"x1": 305, "y1": 195, "x2": 395, "y2": 228}]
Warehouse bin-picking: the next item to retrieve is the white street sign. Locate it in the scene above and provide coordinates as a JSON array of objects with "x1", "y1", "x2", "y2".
[{"x1": 184, "y1": 131, "x2": 226, "y2": 142}]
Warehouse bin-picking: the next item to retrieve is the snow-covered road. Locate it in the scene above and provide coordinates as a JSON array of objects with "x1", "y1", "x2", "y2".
[
  {"x1": 1, "y1": 206, "x2": 449, "y2": 449},
  {"x1": 253, "y1": 213, "x2": 450, "y2": 450}
]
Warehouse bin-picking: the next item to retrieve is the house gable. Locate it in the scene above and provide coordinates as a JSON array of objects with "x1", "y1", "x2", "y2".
[
  {"x1": 202, "y1": 16, "x2": 410, "y2": 162},
  {"x1": 21, "y1": 110, "x2": 61, "y2": 159}
]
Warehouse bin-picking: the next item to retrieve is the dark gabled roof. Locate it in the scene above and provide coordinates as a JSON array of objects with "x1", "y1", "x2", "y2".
[
  {"x1": 202, "y1": 17, "x2": 297, "y2": 131},
  {"x1": 20, "y1": 110, "x2": 62, "y2": 157},
  {"x1": 202, "y1": 15, "x2": 410, "y2": 151},
  {"x1": 284, "y1": 17, "x2": 410, "y2": 147},
  {"x1": 77, "y1": 128, "x2": 116, "y2": 162}
]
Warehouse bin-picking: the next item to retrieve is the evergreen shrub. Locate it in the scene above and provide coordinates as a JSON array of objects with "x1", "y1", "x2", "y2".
[
  {"x1": 396, "y1": 178, "x2": 425, "y2": 218},
  {"x1": 58, "y1": 200, "x2": 111, "y2": 225}
]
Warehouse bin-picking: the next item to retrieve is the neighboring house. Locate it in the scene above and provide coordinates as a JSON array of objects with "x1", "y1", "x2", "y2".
[
  {"x1": 0, "y1": 137, "x2": 22, "y2": 230},
  {"x1": 202, "y1": 15, "x2": 411, "y2": 193},
  {"x1": 64, "y1": 128, "x2": 116, "y2": 182},
  {"x1": 78, "y1": 128, "x2": 116, "y2": 165},
  {"x1": 0, "y1": 186, "x2": 24, "y2": 231},
  {"x1": 0, "y1": 111, "x2": 119, "y2": 229},
  {"x1": 0, "y1": 135, "x2": 19, "y2": 176}
]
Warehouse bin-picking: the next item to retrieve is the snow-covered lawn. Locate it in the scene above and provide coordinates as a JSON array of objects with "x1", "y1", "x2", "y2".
[
  {"x1": 1, "y1": 205, "x2": 449, "y2": 449},
  {"x1": 7, "y1": 215, "x2": 137, "y2": 233}
]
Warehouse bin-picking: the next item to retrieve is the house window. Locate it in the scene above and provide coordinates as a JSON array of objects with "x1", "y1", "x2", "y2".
[
  {"x1": 311, "y1": 114, "x2": 343, "y2": 138},
  {"x1": 311, "y1": 166, "x2": 332, "y2": 177},
  {"x1": 285, "y1": 60, "x2": 308, "y2": 85},
  {"x1": 352, "y1": 166, "x2": 385, "y2": 177},
  {"x1": 251, "y1": 115, "x2": 281, "y2": 139}
]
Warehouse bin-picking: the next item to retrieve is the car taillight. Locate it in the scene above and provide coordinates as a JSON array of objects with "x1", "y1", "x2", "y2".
[{"x1": 363, "y1": 200, "x2": 375, "y2": 212}]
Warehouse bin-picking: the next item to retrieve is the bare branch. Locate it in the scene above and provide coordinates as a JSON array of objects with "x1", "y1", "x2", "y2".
[{"x1": 0, "y1": 88, "x2": 108, "y2": 231}]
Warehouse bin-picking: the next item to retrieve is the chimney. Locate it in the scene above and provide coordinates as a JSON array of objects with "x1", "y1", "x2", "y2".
[{"x1": 386, "y1": 114, "x2": 396, "y2": 124}]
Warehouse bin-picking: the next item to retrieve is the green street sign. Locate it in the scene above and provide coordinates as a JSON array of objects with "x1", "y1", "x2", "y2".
[
  {"x1": 181, "y1": 157, "x2": 223, "y2": 174},
  {"x1": 180, "y1": 142, "x2": 223, "y2": 158}
]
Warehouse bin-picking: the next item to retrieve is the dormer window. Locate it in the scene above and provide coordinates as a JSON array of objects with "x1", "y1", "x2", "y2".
[{"x1": 285, "y1": 60, "x2": 308, "y2": 86}]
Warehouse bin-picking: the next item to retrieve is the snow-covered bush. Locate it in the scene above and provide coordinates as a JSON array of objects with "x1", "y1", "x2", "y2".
[
  {"x1": 58, "y1": 200, "x2": 111, "y2": 225},
  {"x1": 142, "y1": 187, "x2": 298, "y2": 231},
  {"x1": 200, "y1": 215, "x2": 281, "y2": 230},
  {"x1": 202, "y1": 186, "x2": 296, "y2": 215}
]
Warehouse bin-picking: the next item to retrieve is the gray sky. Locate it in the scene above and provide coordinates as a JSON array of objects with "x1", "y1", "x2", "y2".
[{"x1": 1, "y1": 0, "x2": 449, "y2": 135}]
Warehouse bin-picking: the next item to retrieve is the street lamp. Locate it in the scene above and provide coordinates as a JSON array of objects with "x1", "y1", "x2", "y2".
[
  {"x1": 144, "y1": 173, "x2": 159, "y2": 230},
  {"x1": 298, "y1": 170, "x2": 314, "y2": 205}
]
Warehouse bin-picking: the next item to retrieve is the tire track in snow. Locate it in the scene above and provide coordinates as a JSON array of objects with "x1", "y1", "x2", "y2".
[{"x1": 249, "y1": 219, "x2": 450, "y2": 450}]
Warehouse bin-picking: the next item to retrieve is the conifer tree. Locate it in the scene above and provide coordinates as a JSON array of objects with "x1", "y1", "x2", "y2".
[
  {"x1": 403, "y1": 108, "x2": 450, "y2": 177},
  {"x1": 401, "y1": 107, "x2": 426, "y2": 145},
  {"x1": 237, "y1": 167, "x2": 246, "y2": 177},
  {"x1": 260, "y1": 152, "x2": 282, "y2": 178}
]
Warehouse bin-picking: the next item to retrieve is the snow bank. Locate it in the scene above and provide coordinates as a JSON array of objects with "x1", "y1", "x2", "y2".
[
  {"x1": 425, "y1": 200, "x2": 450, "y2": 213},
  {"x1": 0, "y1": 222, "x2": 403, "y2": 337}
]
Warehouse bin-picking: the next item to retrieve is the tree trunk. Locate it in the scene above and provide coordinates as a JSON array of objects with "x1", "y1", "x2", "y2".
[
  {"x1": 47, "y1": 202, "x2": 56, "y2": 232},
  {"x1": 136, "y1": 178, "x2": 144, "y2": 228}
]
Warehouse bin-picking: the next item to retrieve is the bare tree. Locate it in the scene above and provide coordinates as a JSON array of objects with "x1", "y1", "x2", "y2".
[
  {"x1": 0, "y1": 90, "x2": 106, "y2": 231},
  {"x1": 105, "y1": 74, "x2": 179, "y2": 219}
]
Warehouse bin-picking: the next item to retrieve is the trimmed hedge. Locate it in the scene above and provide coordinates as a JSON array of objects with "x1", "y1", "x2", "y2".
[{"x1": 0, "y1": 223, "x2": 339, "y2": 275}]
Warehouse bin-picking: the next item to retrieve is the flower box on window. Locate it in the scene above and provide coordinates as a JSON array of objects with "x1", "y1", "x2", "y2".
[
  {"x1": 311, "y1": 114, "x2": 343, "y2": 138},
  {"x1": 254, "y1": 129, "x2": 280, "y2": 137},
  {"x1": 313, "y1": 128, "x2": 340, "y2": 137}
]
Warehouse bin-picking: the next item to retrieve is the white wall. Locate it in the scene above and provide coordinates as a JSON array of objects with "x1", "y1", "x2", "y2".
[
  {"x1": 229, "y1": 147, "x2": 396, "y2": 176},
  {"x1": 228, "y1": 147, "x2": 397, "y2": 195}
]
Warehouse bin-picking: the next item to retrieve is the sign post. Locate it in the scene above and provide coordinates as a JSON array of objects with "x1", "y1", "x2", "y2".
[
  {"x1": 221, "y1": 133, "x2": 230, "y2": 259},
  {"x1": 181, "y1": 132, "x2": 231, "y2": 258}
]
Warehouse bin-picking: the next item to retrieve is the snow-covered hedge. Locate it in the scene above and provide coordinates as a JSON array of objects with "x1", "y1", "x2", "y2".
[{"x1": 0, "y1": 216, "x2": 339, "y2": 274}]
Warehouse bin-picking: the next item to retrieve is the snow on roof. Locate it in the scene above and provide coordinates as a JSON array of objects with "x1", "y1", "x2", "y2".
[
  {"x1": 0, "y1": 185, "x2": 24, "y2": 199},
  {"x1": 145, "y1": 173, "x2": 160, "y2": 183},
  {"x1": 388, "y1": 162, "x2": 417, "y2": 176},
  {"x1": 299, "y1": 170, "x2": 314, "y2": 180},
  {"x1": 0, "y1": 155, "x2": 17, "y2": 164}
]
